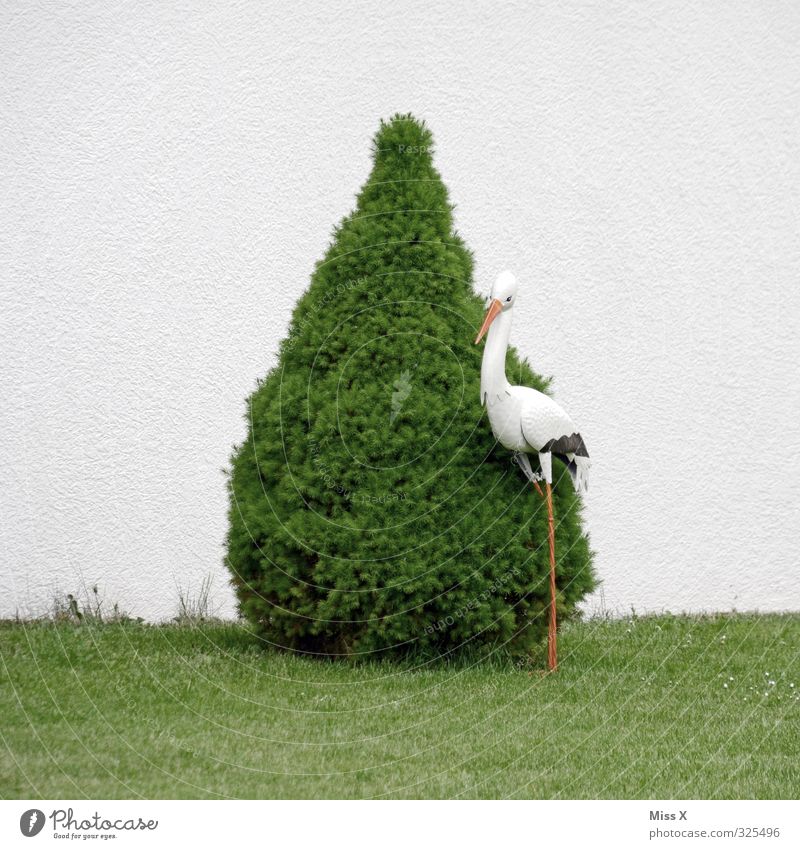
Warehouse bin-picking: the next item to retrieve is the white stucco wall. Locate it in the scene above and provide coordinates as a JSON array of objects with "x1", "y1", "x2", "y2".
[{"x1": 2, "y1": 1, "x2": 799, "y2": 621}]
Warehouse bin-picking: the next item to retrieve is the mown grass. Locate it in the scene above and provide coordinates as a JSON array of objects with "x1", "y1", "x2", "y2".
[{"x1": 1, "y1": 614, "x2": 797, "y2": 799}]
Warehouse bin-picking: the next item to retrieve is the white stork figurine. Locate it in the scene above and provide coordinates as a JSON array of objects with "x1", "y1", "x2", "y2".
[{"x1": 475, "y1": 271, "x2": 590, "y2": 671}]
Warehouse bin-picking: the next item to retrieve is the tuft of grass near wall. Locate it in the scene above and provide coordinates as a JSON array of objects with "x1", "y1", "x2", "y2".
[
  {"x1": 0, "y1": 613, "x2": 797, "y2": 799},
  {"x1": 174, "y1": 575, "x2": 220, "y2": 626},
  {"x1": 47, "y1": 585, "x2": 142, "y2": 625}
]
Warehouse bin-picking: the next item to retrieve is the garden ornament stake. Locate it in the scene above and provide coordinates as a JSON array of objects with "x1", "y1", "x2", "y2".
[{"x1": 475, "y1": 271, "x2": 590, "y2": 671}]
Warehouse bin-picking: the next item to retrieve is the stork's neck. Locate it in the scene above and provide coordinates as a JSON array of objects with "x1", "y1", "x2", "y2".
[{"x1": 480, "y1": 307, "x2": 512, "y2": 404}]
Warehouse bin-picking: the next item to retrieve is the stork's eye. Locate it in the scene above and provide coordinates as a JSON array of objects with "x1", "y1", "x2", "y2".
[{"x1": 506, "y1": 296, "x2": 512, "y2": 302}]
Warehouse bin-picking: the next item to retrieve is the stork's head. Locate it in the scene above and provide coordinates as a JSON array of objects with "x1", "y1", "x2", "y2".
[{"x1": 475, "y1": 271, "x2": 518, "y2": 344}]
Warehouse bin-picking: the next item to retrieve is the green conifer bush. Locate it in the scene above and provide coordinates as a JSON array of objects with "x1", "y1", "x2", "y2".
[{"x1": 226, "y1": 114, "x2": 594, "y2": 657}]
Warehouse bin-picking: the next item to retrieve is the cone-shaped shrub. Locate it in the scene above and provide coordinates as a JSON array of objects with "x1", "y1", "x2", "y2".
[{"x1": 226, "y1": 114, "x2": 595, "y2": 657}]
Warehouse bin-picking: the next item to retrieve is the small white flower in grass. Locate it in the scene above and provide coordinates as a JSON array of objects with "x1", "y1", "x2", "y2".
[
  {"x1": 723, "y1": 683, "x2": 728, "y2": 689},
  {"x1": 790, "y1": 683, "x2": 795, "y2": 689},
  {"x1": 729, "y1": 676, "x2": 734, "y2": 681},
  {"x1": 769, "y1": 680, "x2": 776, "y2": 686}
]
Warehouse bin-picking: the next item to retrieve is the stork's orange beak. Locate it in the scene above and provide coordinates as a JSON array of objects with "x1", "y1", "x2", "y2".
[{"x1": 475, "y1": 299, "x2": 502, "y2": 344}]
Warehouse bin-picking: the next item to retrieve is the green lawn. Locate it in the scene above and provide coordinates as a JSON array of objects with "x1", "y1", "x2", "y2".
[{"x1": 1, "y1": 614, "x2": 797, "y2": 799}]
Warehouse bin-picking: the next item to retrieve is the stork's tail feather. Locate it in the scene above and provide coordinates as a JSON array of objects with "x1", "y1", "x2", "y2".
[
  {"x1": 555, "y1": 452, "x2": 590, "y2": 493},
  {"x1": 571, "y1": 455, "x2": 590, "y2": 493}
]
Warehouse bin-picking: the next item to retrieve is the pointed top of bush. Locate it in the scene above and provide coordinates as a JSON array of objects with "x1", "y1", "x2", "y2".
[
  {"x1": 371, "y1": 113, "x2": 434, "y2": 167},
  {"x1": 226, "y1": 115, "x2": 594, "y2": 660}
]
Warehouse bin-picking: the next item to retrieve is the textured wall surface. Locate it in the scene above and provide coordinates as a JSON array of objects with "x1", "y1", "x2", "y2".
[{"x1": 2, "y1": 1, "x2": 799, "y2": 621}]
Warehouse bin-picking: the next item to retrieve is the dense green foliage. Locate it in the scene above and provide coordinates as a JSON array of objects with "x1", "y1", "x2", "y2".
[{"x1": 226, "y1": 114, "x2": 594, "y2": 656}]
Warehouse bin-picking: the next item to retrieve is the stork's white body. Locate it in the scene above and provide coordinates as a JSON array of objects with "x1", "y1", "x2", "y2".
[{"x1": 477, "y1": 272, "x2": 590, "y2": 492}]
